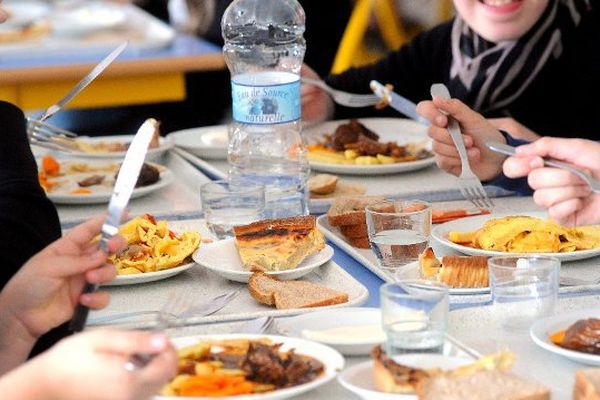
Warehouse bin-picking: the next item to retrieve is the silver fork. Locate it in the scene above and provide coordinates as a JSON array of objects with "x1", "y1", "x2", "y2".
[
  {"x1": 27, "y1": 118, "x2": 79, "y2": 152},
  {"x1": 90, "y1": 290, "x2": 239, "y2": 326},
  {"x1": 559, "y1": 276, "x2": 600, "y2": 286},
  {"x1": 430, "y1": 83, "x2": 494, "y2": 209},
  {"x1": 487, "y1": 141, "x2": 600, "y2": 193},
  {"x1": 302, "y1": 77, "x2": 379, "y2": 108}
]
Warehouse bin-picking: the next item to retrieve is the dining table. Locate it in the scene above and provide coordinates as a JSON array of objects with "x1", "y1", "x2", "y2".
[
  {"x1": 0, "y1": 2, "x2": 225, "y2": 112},
  {"x1": 52, "y1": 144, "x2": 600, "y2": 400}
]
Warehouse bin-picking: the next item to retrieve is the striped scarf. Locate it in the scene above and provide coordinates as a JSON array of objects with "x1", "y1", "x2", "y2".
[{"x1": 448, "y1": 0, "x2": 591, "y2": 113}]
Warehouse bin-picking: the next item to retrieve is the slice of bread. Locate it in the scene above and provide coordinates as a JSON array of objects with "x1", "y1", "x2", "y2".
[
  {"x1": 310, "y1": 180, "x2": 367, "y2": 199},
  {"x1": 348, "y1": 236, "x2": 371, "y2": 249},
  {"x1": 327, "y1": 195, "x2": 386, "y2": 226},
  {"x1": 308, "y1": 174, "x2": 338, "y2": 195},
  {"x1": 339, "y1": 223, "x2": 368, "y2": 238},
  {"x1": 248, "y1": 272, "x2": 349, "y2": 309},
  {"x1": 416, "y1": 370, "x2": 550, "y2": 400},
  {"x1": 574, "y1": 369, "x2": 600, "y2": 400}
]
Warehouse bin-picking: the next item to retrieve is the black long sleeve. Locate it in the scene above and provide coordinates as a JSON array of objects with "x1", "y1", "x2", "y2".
[{"x1": 0, "y1": 101, "x2": 61, "y2": 290}]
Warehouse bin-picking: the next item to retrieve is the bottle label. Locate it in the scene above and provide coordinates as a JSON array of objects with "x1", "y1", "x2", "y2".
[{"x1": 231, "y1": 80, "x2": 300, "y2": 124}]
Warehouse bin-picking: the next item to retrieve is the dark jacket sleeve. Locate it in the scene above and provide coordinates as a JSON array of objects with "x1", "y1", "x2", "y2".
[
  {"x1": 324, "y1": 22, "x2": 454, "y2": 120},
  {"x1": 0, "y1": 101, "x2": 61, "y2": 290},
  {"x1": 486, "y1": 132, "x2": 532, "y2": 195}
]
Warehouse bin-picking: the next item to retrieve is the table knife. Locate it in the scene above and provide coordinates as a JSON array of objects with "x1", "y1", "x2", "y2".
[
  {"x1": 69, "y1": 118, "x2": 159, "y2": 332},
  {"x1": 38, "y1": 41, "x2": 128, "y2": 122},
  {"x1": 369, "y1": 80, "x2": 429, "y2": 125}
]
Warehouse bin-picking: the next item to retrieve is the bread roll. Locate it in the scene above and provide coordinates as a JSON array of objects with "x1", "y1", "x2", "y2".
[{"x1": 438, "y1": 256, "x2": 489, "y2": 288}]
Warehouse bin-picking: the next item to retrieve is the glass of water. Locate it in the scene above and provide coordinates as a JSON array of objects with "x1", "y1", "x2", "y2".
[
  {"x1": 489, "y1": 256, "x2": 560, "y2": 332},
  {"x1": 365, "y1": 200, "x2": 431, "y2": 274},
  {"x1": 380, "y1": 280, "x2": 449, "y2": 356},
  {"x1": 200, "y1": 180, "x2": 265, "y2": 239}
]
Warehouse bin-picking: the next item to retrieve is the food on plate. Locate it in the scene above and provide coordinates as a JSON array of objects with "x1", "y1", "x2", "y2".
[
  {"x1": 419, "y1": 248, "x2": 489, "y2": 288},
  {"x1": 73, "y1": 124, "x2": 160, "y2": 153},
  {"x1": 233, "y1": 216, "x2": 325, "y2": 272},
  {"x1": 0, "y1": 21, "x2": 50, "y2": 43},
  {"x1": 248, "y1": 272, "x2": 348, "y2": 309},
  {"x1": 574, "y1": 369, "x2": 600, "y2": 400},
  {"x1": 161, "y1": 338, "x2": 325, "y2": 396},
  {"x1": 37, "y1": 155, "x2": 162, "y2": 194},
  {"x1": 110, "y1": 214, "x2": 201, "y2": 275},
  {"x1": 306, "y1": 119, "x2": 432, "y2": 165},
  {"x1": 549, "y1": 318, "x2": 600, "y2": 355},
  {"x1": 302, "y1": 324, "x2": 386, "y2": 344},
  {"x1": 448, "y1": 216, "x2": 600, "y2": 253},
  {"x1": 327, "y1": 195, "x2": 386, "y2": 249},
  {"x1": 372, "y1": 346, "x2": 548, "y2": 399},
  {"x1": 308, "y1": 174, "x2": 367, "y2": 199}
]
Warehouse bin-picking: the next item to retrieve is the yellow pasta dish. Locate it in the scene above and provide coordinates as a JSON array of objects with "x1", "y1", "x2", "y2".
[
  {"x1": 448, "y1": 216, "x2": 600, "y2": 253},
  {"x1": 110, "y1": 214, "x2": 201, "y2": 275}
]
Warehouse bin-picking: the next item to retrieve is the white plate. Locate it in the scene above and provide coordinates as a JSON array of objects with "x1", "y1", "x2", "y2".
[
  {"x1": 394, "y1": 261, "x2": 490, "y2": 295},
  {"x1": 104, "y1": 261, "x2": 195, "y2": 286},
  {"x1": 101, "y1": 220, "x2": 200, "y2": 286},
  {"x1": 169, "y1": 125, "x2": 229, "y2": 160},
  {"x1": 155, "y1": 333, "x2": 345, "y2": 400},
  {"x1": 65, "y1": 135, "x2": 173, "y2": 161},
  {"x1": 51, "y1": 2, "x2": 127, "y2": 37},
  {"x1": 304, "y1": 118, "x2": 435, "y2": 175},
  {"x1": 530, "y1": 308, "x2": 600, "y2": 366},
  {"x1": 277, "y1": 307, "x2": 385, "y2": 356},
  {"x1": 338, "y1": 354, "x2": 471, "y2": 400},
  {"x1": 45, "y1": 161, "x2": 174, "y2": 204},
  {"x1": 193, "y1": 239, "x2": 334, "y2": 283},
  {"x1": 432, "y1": 211, "x2": 600, "y2": 262},
  {"x1": 1, "y1": 1, "x2": 49, "y2": 30}
]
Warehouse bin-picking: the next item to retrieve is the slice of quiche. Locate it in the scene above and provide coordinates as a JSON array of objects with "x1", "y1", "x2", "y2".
[{"x1": 233, "y1": 216, "x2": 326, "y2": 272}]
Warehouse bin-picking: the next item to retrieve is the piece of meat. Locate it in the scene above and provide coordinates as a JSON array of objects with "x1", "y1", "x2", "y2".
[
  {"x1": 242, "y1": 343, "x2": 286, "y2": 385},
  {"x1": 561, "y1": 318, "x2": 600, "y2": 354},
  {"x1": 356, "y1": 135, "x2": 390, "y2": 156},
  {"x1": 331, "y1": 123, "x2": 360, "y2": 151},
  {"x1": 349, "y1": 118, "x2": 378, "y2": 140},
  {"x1": 115, "y1": 163, "x2": 160, "y2": 188},
  {"x1": 283, "y1": 352, "x2": 324, "y2": 387},
  {"x1": 77, "y1": 174, "x2": 105, "y2": 187}
]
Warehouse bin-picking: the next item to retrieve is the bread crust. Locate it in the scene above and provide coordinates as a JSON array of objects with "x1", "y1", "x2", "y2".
[
  {"x1": 308, "y1": 174, "x2": 338, "y2": 195},
  {"x1": 327, "y1": 196, "x2": 385, "y2": 226},
  {"x1": 339, "y1": 223, "x2": 368, "y2": 238},
  {"x1": 233, "y1": 216, "x2": 316, "y2": 238},
  {"x1": 348, "y1": 236, "x2": 371, "y2": 249}
]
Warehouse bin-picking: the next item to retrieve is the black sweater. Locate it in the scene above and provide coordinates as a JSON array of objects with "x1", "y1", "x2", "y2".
[{"x1": 326, "y1": 8, "x2": 600, "y2": 140}]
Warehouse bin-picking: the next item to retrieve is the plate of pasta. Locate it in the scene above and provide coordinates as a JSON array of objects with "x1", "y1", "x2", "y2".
[
  {"x1": 432, "y1": 211, "x2": 600, "y2": 262},
  {"x1": 104, "y1": 215, "x2": 202, "y2": 286}
]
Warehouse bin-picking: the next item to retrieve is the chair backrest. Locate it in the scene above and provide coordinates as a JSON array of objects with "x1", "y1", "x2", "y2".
[{"x1": 330, "y1": 0, "x2": 454, "y2": 75}]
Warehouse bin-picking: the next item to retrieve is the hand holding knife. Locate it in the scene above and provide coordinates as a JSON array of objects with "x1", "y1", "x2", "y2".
[
  {"x1": 69, "y1": 118, "x2": 160, "y2": 332},
  {"x1": 370, "y1": 80, "x2": 430, "y2": 125}
]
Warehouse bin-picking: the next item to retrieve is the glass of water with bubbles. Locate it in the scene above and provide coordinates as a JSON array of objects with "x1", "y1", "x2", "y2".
[
  {"x1": 380, "y1": 280, "x2": 449, "y2": 356},
  {"x1": 200, "y1": 180, "x2": 265, "y2": 239}
]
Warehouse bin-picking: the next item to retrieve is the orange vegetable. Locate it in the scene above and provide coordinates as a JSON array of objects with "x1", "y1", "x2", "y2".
[
  {"x1": 71, "y1": 188, "x2": 92, "y2": 195},
  {"x1": 178, "y1": 375, "x2": 255, "y2": 397},
  {"x1": 549, "y1": 330, "x2": 566, "y2": 345},
  {"x1": 42, "y1": 155, "x2": 60, "y2": 176}
]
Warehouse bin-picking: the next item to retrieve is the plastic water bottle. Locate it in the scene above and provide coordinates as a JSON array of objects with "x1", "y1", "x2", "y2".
[{"x1": 222, "y1": 0, "x2": 309, "y2": 218}]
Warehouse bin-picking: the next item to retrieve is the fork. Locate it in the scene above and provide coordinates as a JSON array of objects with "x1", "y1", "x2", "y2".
[
  {"x1": 302, "y1": 77, "x2": 379, "y2": 108},
  {"x1": 26, "y1": 118, "x2": 79, "y2": 153},
  {"x1": 487, "y1": 141, "x2": 600, "y2": 193},
  {"x1": 231, "y1": 316, "x2": 274, "y2": 334},
  {"x1": 430, "y1": 83, "x2": 494, "y2": 209},
  {"x1": 90, "y1": 290, "x2": 239, "y2": 326},
  {"x1": 559, "y1": 276, "x2": 600, "y2": 286}
]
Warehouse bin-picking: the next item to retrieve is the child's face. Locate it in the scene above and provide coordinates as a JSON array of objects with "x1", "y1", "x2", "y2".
[{"x1": 453, "y1": 0, "x2": 549, "y2": 42}]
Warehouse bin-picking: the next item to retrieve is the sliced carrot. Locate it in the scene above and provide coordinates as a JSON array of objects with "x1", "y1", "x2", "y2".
[
  {"x1": 42, "y1": 155, "x2": 61, "y2": 176},
  {"x1": 71, "y1": 188, "x2": 92, "y2": 195},
  {"x1": 549, "y1": 330, "x2": 566, "y2": 345},
  {"x1": 178, "y1": 375, "x2": 255, "y2": 397}
]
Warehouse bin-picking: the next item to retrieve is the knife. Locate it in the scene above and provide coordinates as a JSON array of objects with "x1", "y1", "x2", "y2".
[
  {"x1": 370, "y1": 80, "x2": 429, "y2": 125},
  {"x1": 69, "y1": 118, "x2": 159, "y2": 332},
  {"x1": 38, "y1": 41, "x2": 128, "y2": 122}
]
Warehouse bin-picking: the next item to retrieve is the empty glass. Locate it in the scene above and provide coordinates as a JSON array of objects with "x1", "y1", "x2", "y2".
[
  {"x1": 200, "y1": 180, "x2": 265, "y2": 239},
  {"x1": 380, "y1": 280, "x2": 449, "y2": 356},
  {"x1": 365, "y1": 200, "x2": 431, "y2": 274},
  {"x1": 489, "y1": 256, "x2": 560, "y2": 331}
]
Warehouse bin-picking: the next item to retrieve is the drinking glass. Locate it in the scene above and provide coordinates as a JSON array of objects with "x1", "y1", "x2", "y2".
[
  {"x1": 200, "y1": 180, "x2": 265, "y2": 239},
  {"x1": 365, "y1": 200, "x2": 431, "y2": 274},
  {"x1": 380, "y1": 280, "x2": 449, "y2": 356},
  {"x1": 489, "y1": 256, "x2": 560, "y2": 331}
]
